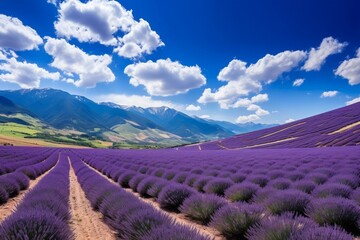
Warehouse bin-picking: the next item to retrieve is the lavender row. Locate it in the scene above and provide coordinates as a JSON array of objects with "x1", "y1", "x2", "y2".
[
  {"x1": 0, "y1": 147, "x2": 55, "y2": 175},
  {"x1": 0, "y1": 151, "x2": 59, "y2": 205},
  {"x1": 16, "y1": 150, "x2": 59, "y2": 179},
  {"x1": 0, "y1": 152, "x2": 73, "y2": 240},
  {"x1": 74, "y1": 148, "x2": 360, "y2": 204},
  {"x1": 0, "y1": 147, "x2": 51, "y2": 162},
  {"x1": 69, "y1": 152, "x2": 210, "y2": 240},
  {"x1": 71, "y1": 147, "x2": 360, "y2": 238}
]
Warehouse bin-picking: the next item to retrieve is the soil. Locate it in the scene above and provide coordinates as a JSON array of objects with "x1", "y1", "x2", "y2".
[{"x1": 68, "y1": 159, "x2": 116, "y2": 240}]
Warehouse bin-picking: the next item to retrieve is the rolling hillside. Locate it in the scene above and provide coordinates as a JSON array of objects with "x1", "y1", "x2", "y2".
[
  {"x1": 183, "y1": 102, "x2": 360, "y2": 150},
  {"x1": 0, "y1": 88, "x2": 236, "y2": 147}
]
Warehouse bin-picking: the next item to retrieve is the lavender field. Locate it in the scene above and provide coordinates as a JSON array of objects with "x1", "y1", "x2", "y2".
[
  {"x1": 184, "y1": 102, "x2": 360, "y2": 150},
  {"x1": 0, "y1": 0, "x2": 359, "y2": 239},
  {"x1": 0, "y1": 145, "x2": 359, "y2": 239}
]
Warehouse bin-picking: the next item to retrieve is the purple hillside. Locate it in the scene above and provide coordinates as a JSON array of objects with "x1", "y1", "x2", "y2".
[{"x1": 182, "y1": 102, "x2": 360, "y2": 150}]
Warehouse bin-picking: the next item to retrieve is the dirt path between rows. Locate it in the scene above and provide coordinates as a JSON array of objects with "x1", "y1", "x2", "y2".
[
  {"x1": 0, "y1": 157, "x2": 59, "y2": 223},
  {"x1": 68, "y1": 158, "x2": 116, "y2": 240},
  {"x1": 83, "y1": 161, "x2": 224, "y2": 240}
]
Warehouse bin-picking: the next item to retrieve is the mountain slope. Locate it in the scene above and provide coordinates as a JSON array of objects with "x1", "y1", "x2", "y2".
[
  {"x1": 184, "y1": 102, "x2": 360, "y2": 150},
  {"x1": 0, "y1": 89, "x2": 235, "y2": 146},
  {"x1": 0, "y1": 89, "x2": 162, "y2": 133},
  {"x1": 109, "y1": 104, "x2": 234, "y2": 141},
  {"x1": 0, "y1": 96, "x2": 33, "y2": 116},
  {"x1": 0, "y1": 96, "x2": 35, "y2": 125},
  {"x1": 194, "y1": 117, "x2": 277, "y2": 134}
]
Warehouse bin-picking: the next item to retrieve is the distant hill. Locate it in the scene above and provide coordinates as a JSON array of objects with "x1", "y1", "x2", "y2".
[
  {"x1": 183, "y1": 102, "x2": 360, "y2": 150},
  {"x1": 0, "y1": 89, "x2": 160, "y2": 132},
  {"x1": 194, "y1": 117, "x2": 277, "y2": 134},
  {"x1": 0, "y1": 96, "x2": 33, "y2": 116},
  {"x1": 123, "y1": 105, "x2": 234, "y2": 141},
  {"x1": 0, "y1": 96, "x2": 33, "y2": 125},
  {"x1": 0, "y1": 88, "x2": 241, "y2": 146}
]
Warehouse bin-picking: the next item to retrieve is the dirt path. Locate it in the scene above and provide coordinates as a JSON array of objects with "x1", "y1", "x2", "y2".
[
  {"x1": 68, "y1": 158, "x2": 116, "y2": 240},
  {"x1": 83, "y1": 161, "x2": 224, "y2": 240},
  {"x1": 0, "y1": 158, "x2": 59, "y2": 223}
]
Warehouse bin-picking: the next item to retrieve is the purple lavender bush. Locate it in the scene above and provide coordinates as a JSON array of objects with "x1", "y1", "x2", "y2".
[
  {"x1": 137, "y1": 177, "x2": 157, "y2": 197},
  {"x1": 224, "y1": 182, "x2": 259, "y2": 202},
  {"x1": 158, "y1": 184, "x2": 195, "y2": 211},
  {"x1": 307, "y1": 172, "x2": 328, "y2": 185},
  {"x1": 117, "y1": 171, "x2": 136, "y2": 188},
  {"x1": 122, "y1": 208, "x2": 171, "y2": 239},
  {"x1": 292, "y1": 180, "x2": 316, "y2": 194},
  {"x1": 11, "y1": 172, "x2": 30, "y2": 190},
  {"x1": 269, "y1": 178, "x2": 292, "y2": 190},
  {"x1": 174, "y1": 173, "x2": 189, "y2": 184},
  {"x1": 88, "y1": 186, "x2": 117, "y2": 210},
  {"x1": 163, "y1": 171, "x2": 176, "y2": 180},
  {"x1": 0, "y1": 177, "x2": 20, "y2": 198},
  {"x1": 306, "y1": 197, "x2": 360, "y2": 235},
  {"x1": 230, "y1": 173, "x2": 247, "y2": 183},
  {"x1": 129, "y1": 174, "x2": 146, "y2": 191},
  {"x1": 328, "y1": 174, "x2": 359, "y2": 189},
  {"x1": 267, "y1": 170, "x2": 286, "y2": 180},
  {"x1": 141, "y1": 225, "x2": 212, "y2": 240},
  {"x1": 246, "y1": 213, "x2": 316, "y2": 240},
  {"x1": 351, "y1": 187, "x2": 360, "y2": 205},
  {"x1": 210, "y1": 203, "x2": 264, "y2": 239},
  {"x1": 287, "y1": 172, "x2": 304, "y2": 181},
  {"x1": 247, "y1": 175, "x2": 269, "y2": 188},
  {"x1": 0, "y1": 187, "x2": 9, "y2": 205},
  {"x1": 152, "y1": 169, "x2": 165, "y2": 177},
  {"x1": 312, "y1": 183, "x2": 352, "y2": 198},
  {"x1": 266, "y1": 190, "x2": 311, "y2": 216},
  {"x1": 184, "y1": 175, "x2": 198, "y2": 187},
  {"x1": 180, "y1": 194, "x2": 226, "y2": 224},
  {"x1": 147, "y1": 180, "x2": 168, "y2": 198},
  {"x1": 203, "y1": 178, "x2": 233, "y2": 196},
  {"x1": 193, "y1": 177, "x2": 212, "y2": 192},
  {"x1": 295, "y1": 226, "x2": 353, "y2": 240},
  {"x1": 0, "y1": 211, "x2": 73, "y2": 240}
]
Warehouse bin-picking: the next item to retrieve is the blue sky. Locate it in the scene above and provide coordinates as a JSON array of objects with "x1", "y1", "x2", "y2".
[{"x1": 0, "y1": 0, "x2": 359, "y2": 124}]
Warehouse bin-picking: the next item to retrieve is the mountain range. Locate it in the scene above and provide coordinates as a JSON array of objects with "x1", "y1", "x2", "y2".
[{"x1": 0, "y1": 88, "x2": 274, "y2": 148}]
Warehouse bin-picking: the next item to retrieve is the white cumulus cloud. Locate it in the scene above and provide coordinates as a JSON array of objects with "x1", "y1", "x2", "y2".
[
  {"x1": 185, "y1": 104, "x2": 201, "y2": 111},
  {"x1": 0, "y1": 14, "x2": 43, "y2": 51},
  {"x1": 335, "y1": 48, "x2": 360, "y2": 85},
  {"x1": 246, "y1": 50, "x2": 307, "y2": 83},
  {"x1": 235, "y1": 114, "x2": 260, "y2": 124},
  {"x1": 321, "y1": 90, "x2": 339, "y2": 98},
  {"x1": 55, "y1": 0, "x2": 134, "y2": 45},
  {"x1": 114, "y1": 19, "x2": 164, "y2": 59},
  {"x1": 95, "y1": 94, "x2": 179, "y2": 109},
  {"x1": 246, "y1": 104, "x2": 269, "y2": 116},
  {"x1": 251, "y1": 93, "x2": 269, "y2": 103},
  {"x1": 44, "y1": 37, "x2": 115, "y2": 88},
  {"x1": 346, "y1": 97, "x2": 360, "y2": 106},
  {"x1": 293, "y1": 78, "x2": 304, "y2": 87},
  {"x1": 54, "y1": 0, "x2": 163, "y2": 58},
  {"x1": 0, "y1": 50, "x2": 60, "y2": 88},
  {"x1": 285, "y1": 118, "x2": 295, "y2": 123},
  {"x1": 47, "y1": 0, "x2": 58, "y2": 6},
  {"x1": 303, "y1": 37, "x2": 347, "y2": 71},
  {"x1": 198, "y1": 50, "x2": 306, "y2": 109},
  {"x1": 124, "y1": 58, "x2": 206, "y2": 96}
]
